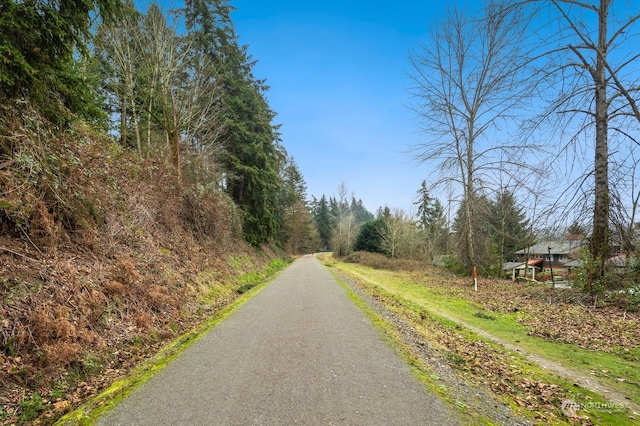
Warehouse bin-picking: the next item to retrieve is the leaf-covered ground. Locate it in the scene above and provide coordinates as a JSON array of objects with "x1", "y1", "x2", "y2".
[
  {"x1": 438, "y1": 275, "x2": 640, "y2": 353},
  {"x1": 333, "y1": 252, "x2": 640, "y2": 424},
  {"x1": 342, "y1": 252, "x2": 640, "y2": 354}
]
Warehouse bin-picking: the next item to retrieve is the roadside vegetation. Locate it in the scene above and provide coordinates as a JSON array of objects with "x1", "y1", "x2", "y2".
[
  {"x1": 322, "y1": 252, "x2": 640, "y2": 425},
  {"x1": 1, "y1": 1, "x2": 311, "y2": 423}
]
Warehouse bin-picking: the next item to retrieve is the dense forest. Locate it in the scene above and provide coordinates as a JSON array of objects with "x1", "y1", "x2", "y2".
[{"x1": 0, "y1": 0, "x2": 319, "y2": 251}]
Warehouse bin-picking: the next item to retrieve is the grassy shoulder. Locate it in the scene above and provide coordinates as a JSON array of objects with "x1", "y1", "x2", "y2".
[
  {"x1": 322, "y1": 254, "x2": 639, "y2": 425},
  {"x1": 326, "y1": 269, "x2": 486, "y2": 425},
  {"x1": 54, "y1": 258, "x2": 288, "y2": 425}
]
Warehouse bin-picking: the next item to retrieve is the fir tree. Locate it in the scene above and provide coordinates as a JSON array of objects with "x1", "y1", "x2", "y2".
[
  {"x1": 182, "y1": 0, "x2": 283, "y2": 246},
  {"x1": 0, "y1": 0, "x2": 121, "y2": 121},
  {"x1": 354, "y1": 218, "x2": 388, "y2": 254},
  {"x1": 488, "y1": 190, "x2": 531, "y2": 263},
  {"x1": 313, "y1": 195, "x2": 332, "y2": 251}
]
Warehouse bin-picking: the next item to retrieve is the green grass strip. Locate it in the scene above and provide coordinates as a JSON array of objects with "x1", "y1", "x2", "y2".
[
  {"x1": 337, "y1": 262, "x2": 640, "y2": 409},
  {"x1": 330, "y1": 260, "x2": 638, "y2": 425},
  {"x1": 325, "y1": 267, "x2": 499, "y2": 426}
]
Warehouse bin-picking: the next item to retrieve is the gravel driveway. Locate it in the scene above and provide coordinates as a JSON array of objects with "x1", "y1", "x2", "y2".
[{"x1": 97, "y1": 255, "x2": 460, "y2": 425}]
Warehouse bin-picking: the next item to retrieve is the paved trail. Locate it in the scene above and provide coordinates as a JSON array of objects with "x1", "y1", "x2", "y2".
[{"x1": 98, "y1": 255, "x2": 459, "y2": 425}]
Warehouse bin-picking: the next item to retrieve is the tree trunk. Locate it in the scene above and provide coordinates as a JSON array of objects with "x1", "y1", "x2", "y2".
[
  {"x1": 465, "y1": 133, "x2": 476, "y2": 272},
  {"x1": 171, "y1": 95, "x2": 181, "y2": 182},
  {"x1": 120, "y1": 93, "x2": 127, "y2": 146},
  {"x1": 588, "y1": 0, "x2": 610, "y2": 291},
  {"x1": 130, "y1": 91, "x2": 141, "y2": 154},
  {"x1": 465, "y1": 192, "x2": 476, "y2": 271}
]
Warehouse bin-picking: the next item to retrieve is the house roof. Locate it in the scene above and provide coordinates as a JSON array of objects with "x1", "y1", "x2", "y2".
[
  {"x1": 502, "y1": 262, "x2": 524, "y2": 270},
  {"x1": 515, "y1": 239, "x2": 587, "y2": 256},
  {"x1": 607, "y1": 254, "x2": 628, "y2": 267},
  {"x1": 503, "y1": 259, "x2": 542, "y2": 270}
]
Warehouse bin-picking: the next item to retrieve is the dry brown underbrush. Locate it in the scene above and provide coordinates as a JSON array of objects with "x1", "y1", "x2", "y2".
[
  {"x1": 0, "y1": 107, "x2": 271, "y2": 424},
  {"x1": 343, "y1": 251, "x2": 430, "y2": 271}
]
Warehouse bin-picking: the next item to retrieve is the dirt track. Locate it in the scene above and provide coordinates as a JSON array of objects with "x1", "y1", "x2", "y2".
[{"x1": 97, "y1": 255, "x2": 459, "y2": 425}]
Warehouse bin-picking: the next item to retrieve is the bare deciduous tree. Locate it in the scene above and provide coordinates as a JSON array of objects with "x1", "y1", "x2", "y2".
[
  {"x1": 506, "y1": 0, "x2": 640, "y2": 290},
  {"x1": 331, "y1": 183, "x2": 356, "y2": 256},
  {"x1": 379, "y1": 208, "x2": 412, "y2": 258},
  {"x1": 97, "y1": 3, "x2": 225, "y2": 183},
  {"x1": 409, "y1": 1, "x2": 536, "y2": 271},
  {"x1": 95, "y1": 3, "x2": 143, "y2": 150}
]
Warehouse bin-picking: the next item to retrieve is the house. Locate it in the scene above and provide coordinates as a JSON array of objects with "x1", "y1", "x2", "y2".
[
  {"x1": 511, "y1": 235, "x2": 588, "y2": 281},
  {"x1": 502, "y1": 258, "x2": 544, "y2": 281}
]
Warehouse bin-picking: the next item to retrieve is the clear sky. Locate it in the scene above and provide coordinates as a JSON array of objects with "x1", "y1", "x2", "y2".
[
  {"x1": 229, "y1": 0, "x2": 460, "y2": 214},
  {"x1": 132, "y1": 0, "x2": 640, "y2": 229}
]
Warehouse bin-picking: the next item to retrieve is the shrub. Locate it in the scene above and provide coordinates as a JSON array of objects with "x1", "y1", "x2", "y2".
[
  {"x1": 606, "y1": 286, "x2": 640, "y2": 312},
  {"x1": 443, "y1": 255, "x2": 469, "y2": 275}
]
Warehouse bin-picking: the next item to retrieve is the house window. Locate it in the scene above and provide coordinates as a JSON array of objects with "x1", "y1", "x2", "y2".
[
  {"x1": 545, "y1": 255, "x2": 552, "y2": 262},
  {"x1": 559, "y1": 255, "x2": 568, "y2": 262}
]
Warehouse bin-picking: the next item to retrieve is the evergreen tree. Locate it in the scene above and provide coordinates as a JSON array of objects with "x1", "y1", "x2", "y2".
[
  {"x1": 313, "y1": 195, "x2": 332, "y2": 250},
  {"x1": 182, "y1": 0, "x2": 283, "y2": 246},
  {"x1": 0, "y1": 0, "x2": 121, "y2": 121},
  {"x1": 354, "y1": 218, "x2": 388, "y2": 254},
  {"x1": 414, "y1": 181, "x2": 449, "y2": 259},
  {"x1": 415, "y1": 180, "x2": 437, "y2": 230},
  {"x1": 350, "y1": 197, "x2": 374, "y2": 225},
  {"x1": 329, "y1": 196, "x2": 341, "y2": 226},
  {"x1": 453, "y1": 193, "x2": 493, "y2": 273},
  {"x1": 488, "y1": 190, "x2": 531, "y2": 263},
  {"x1": 566, "y1": 221, "x2": 586, "y2": 236},
  {"x1": 279, "y1": 156, "x2": 315, "y2": 253}
]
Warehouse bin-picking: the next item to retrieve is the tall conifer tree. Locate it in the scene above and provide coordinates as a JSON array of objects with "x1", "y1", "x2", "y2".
[
  {"x1": 182, "y1": 0, "x2": 283, "y2": 246},
  {"x1": 0, "y1": 0, "x2": 121, "y2": 121}
]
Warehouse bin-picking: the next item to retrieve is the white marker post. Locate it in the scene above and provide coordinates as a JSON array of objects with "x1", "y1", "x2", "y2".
[{"x1": 473, "y1": 266, "x2": 478, "y2": 292}]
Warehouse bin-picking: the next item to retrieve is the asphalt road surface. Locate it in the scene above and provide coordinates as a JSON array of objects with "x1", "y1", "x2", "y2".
[{"x1": 98, "y1": 255, "x2": 460, "y2": 425}]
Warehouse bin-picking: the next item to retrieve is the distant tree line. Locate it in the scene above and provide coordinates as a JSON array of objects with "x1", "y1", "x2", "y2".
[
  {"x1": 319, "y1": 180, "x2": 533, "y2": 277},
  {"x1": 310, "y1": 184, "x2": 374, "y2": 256}
]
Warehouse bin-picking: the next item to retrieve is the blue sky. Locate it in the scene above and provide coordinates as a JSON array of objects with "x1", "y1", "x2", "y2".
[
  {"x1": 229, "y1": 0, "x2": 459, "y2": 214},
  {"x1": 134, "y1": 0, "x2": 640, "y2": 227}
]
